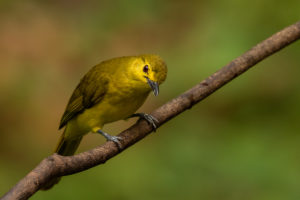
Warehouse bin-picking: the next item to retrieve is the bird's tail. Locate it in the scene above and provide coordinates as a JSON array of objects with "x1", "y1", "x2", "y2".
[{"x1": 41, "y1": 128, "x2": 83, "y2": 190}]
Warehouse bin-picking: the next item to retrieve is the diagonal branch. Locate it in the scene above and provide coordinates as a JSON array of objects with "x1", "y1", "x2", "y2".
[{"x1": 2, "y1": 21, "x2": 300, "y2": 200}]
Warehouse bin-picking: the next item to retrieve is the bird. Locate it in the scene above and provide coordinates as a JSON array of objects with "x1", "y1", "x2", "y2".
[{"x1": 41, "y1": 54, "x2": 167, "y2": 190}]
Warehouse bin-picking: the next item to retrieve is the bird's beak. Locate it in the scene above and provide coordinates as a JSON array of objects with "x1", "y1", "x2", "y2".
[{"x1": 145, "y1": 76, "x2": 159, "y2": 96}]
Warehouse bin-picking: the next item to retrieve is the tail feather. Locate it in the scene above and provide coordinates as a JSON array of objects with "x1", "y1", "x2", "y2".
[
  {"x1": 55, "y1": 133, "x2": 83, "y2": 156},
  {"x1": 41, "y1": 128, "x2": 83, "y2": 190}
]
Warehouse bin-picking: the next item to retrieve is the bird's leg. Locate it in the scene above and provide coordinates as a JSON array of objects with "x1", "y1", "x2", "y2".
[
  {"x1": 97, "y1": 129, "x2": 122, "y2": 149},
  {"x1": 128, "y1": 113, "x2": 159, "y2": 131}
]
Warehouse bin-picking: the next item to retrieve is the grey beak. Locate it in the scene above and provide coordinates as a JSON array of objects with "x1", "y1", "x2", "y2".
[{"x1": 145, "y1": 76, "x2": 159, "y2": 96}]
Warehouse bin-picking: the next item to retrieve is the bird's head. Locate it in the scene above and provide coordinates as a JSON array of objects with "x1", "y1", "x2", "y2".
[{"x1": 130, "y1": 54, "x2": 167, "y2": 96}]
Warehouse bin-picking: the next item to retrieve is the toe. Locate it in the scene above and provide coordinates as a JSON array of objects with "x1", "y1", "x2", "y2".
[
  {"x1": 151, "y1": 116, "x2": 159, "y2": 123},
  {"x1": 112, "y1": 136, "x2": 122, "y2": 142},
  {"x1": 109, "y1": 136, "x2": 122, "y2": 149},
  {"x1": 144, "y1": 114, "x2": 158, "y2": 130}
]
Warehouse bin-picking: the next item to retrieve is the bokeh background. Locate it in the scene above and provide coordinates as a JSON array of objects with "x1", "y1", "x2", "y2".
[{"x1": 1, "y1": 1, "x2": 300, "y2": 199}]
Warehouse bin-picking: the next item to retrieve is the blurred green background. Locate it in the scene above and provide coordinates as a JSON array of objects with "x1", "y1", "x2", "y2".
[{"x1": 1, "y1": 1, "x2": 300, "y2": 199}]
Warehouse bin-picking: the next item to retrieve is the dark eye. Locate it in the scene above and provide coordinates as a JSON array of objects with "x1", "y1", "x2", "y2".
[{"x1": 143, "y1": 65, "x2": 149, "y2": 73}]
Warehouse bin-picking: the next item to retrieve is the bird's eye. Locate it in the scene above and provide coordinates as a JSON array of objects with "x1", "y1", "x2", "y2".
[{"x1": 143, "y1": 65, "x2": 149, "y2": 73}]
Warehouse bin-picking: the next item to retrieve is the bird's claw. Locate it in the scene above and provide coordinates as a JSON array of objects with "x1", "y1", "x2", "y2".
[
  {"x1": 130, "y1": 113, "x2": 159, "y2": 132},
  {"x1": 107, "y1": 135, "x2": 122, "y2": 149},
  {"x1": 107, "y1": 135, "x2": 122, "y2": 142},
  {"x1": 97, "y1": 130, "x2": 123, "y2": 149},
  {"x1": 142, "y1": 113, "x2": 158, "y2": 131}
]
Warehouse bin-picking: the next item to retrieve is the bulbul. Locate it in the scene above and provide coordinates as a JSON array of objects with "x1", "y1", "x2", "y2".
[{"x1": 42, "y1": 54, "x2": 167, "y2": 190}]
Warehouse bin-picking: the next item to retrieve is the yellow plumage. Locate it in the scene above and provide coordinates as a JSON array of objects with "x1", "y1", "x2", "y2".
[{"x1": 42, "y1": 54, "x2": 167, "y2": 190}]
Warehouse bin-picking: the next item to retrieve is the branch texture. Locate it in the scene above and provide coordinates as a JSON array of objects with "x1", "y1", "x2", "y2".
[{"x1": 2, "y1": 21, "x2": 300, "y2": 200}]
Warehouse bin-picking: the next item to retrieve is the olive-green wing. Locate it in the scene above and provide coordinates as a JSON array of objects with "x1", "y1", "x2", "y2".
[{"x1": 59, "y1": 69, "x2": 109, "y2": 129}]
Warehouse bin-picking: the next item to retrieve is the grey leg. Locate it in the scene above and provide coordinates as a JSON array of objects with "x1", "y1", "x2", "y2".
[{"x1": 97, "y1": 129, "x2": 122, "y2": 149}]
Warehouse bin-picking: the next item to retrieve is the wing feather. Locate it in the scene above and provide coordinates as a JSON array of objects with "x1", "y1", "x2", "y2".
[{"x1": 59, "y1": 67, "x2": 109, "y2": 129}]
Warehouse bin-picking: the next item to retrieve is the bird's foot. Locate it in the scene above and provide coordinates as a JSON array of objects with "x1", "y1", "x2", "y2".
[
  {"x1": 97, "y1": 130, "x2": 122, "y2": 149},
  {"x1": 129, "y1": 113, "x2": 159, "y2": 131}
]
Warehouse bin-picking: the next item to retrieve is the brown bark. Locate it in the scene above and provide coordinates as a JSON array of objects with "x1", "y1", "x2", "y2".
[{"x1": 1, "y1": 21, "x2": 300, "y2": 200}]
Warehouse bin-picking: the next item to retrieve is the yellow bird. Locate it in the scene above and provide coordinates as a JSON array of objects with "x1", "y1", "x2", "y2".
[{"x1": 42, "y1": 54, "x2": 167, "y2": 190}]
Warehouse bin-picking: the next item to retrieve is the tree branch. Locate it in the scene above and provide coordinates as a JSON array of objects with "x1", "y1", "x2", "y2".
[{"x1": 2, "y1": 21, "x2": 300, "y2": 200}]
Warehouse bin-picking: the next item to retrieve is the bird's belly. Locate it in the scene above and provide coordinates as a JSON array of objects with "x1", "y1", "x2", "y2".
[
  {"x1": 100, "y1": 92, "x2": 149, "y2": 123},
  {"x1": 75, "y1": 92, "x2": 149, "y2": 132}
]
